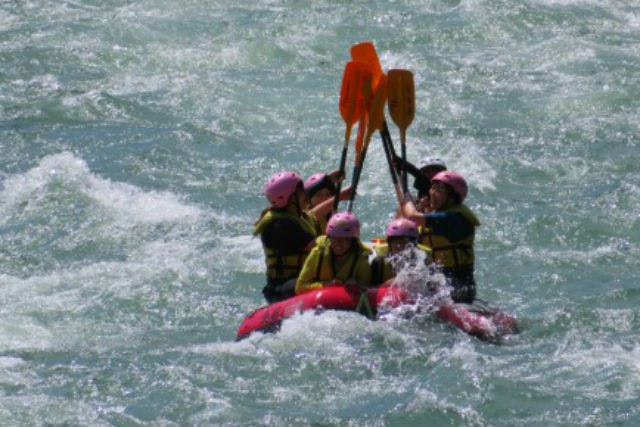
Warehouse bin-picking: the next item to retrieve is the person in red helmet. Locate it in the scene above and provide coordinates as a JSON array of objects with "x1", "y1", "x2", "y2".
[
  {"x1": 402, "y1": 171, "x2": 480, "y2": 303},
  {"x1": 254, "y1": 171, "x2": 320, "y2": 303},
  {"x1": 370, "y1": 218, "x2": 433, "y2": 286},
  {"x1": 295, "y1": 211, "x2": 372, "y2": 295}
]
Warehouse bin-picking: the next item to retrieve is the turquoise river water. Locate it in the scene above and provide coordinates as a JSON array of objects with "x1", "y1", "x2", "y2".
[{"x1": 0, "y1": 1, "x2": 639, "y2": 425}]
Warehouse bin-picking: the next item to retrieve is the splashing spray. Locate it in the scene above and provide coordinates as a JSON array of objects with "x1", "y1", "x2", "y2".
[{"x1": 377, "y1": 245, "x2": 453, "y2": 321}]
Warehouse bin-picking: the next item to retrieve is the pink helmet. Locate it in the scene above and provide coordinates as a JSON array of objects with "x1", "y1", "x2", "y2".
[
  {"x1": 304, "y1": 173, "x2": 336, "y2": 198},
  {"x1": 386, "y1": 218, "x2": 419, "y2": 239},
  {"x1": 431, "y1": 170, "x2": 468, "y2": 202},
  {"x1": 326, "y1": 212, "x2": 360, "y2": 238},
  {"x1": 264, "y1": 171, "x2": 302, "y2": 208}
]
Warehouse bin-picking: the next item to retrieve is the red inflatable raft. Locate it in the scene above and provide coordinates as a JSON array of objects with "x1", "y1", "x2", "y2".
[{"x1": 236, "y1": 285, "x2": 517, "y2": 341}]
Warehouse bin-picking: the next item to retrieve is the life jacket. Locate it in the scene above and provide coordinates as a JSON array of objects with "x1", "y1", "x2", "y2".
[
  {"x1": 314, "y1": 213, "x2": 329, "y2": 236},
  {"x1": 419, "y1": 204, "x2": 479, "y2": 271},
  {"x1": 253, "y1": 207, "x2": 319, "y2": 284},
  {"x1": 295, "y1": 237, "x2": 372, "y2": 294},
  {"x1": 371, "y1": 243, "x2": 433, "y2": 285},
  {"x1": 312, "y1": 238, "x2": 371, "y2": 282}
]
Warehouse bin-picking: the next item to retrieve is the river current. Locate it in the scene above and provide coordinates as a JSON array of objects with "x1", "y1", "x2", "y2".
[{"x1": 0, "y1": 1, "x2": 638, "y2": 425}]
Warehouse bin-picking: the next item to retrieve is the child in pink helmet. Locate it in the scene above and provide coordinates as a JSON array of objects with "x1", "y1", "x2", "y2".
[
  {"x1": 254, "y1": 171, "x2": 320, "y2": 303},
  {"x1": 303, "y1": 171, "x2": 352, "y2": 232},
  {"x1": 370, "y1": 218, "x2": 433, "y2": 285},
  {"x1": 402, "y1": 171, "x2": 480, "y2": 303},
  {"x1": 295, "y1": 212, "x2": 372, "y2": 295}
]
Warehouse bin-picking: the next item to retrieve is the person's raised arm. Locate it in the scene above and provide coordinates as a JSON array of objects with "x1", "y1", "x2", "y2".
[
  {"x1": 393, "y1": 155, "x2": 421, "y2": 180},
  {"x1": 401, "y1": 200, "x2": 426, "y2": 227},
  {"x1": 308, "y1": 186, "x2": 353, "y2": 221}
]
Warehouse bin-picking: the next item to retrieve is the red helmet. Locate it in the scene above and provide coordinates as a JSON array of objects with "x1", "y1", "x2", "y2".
[
  {"x1": 386, "y1": 218, "x2": 419, "y2": 239},
  {"x1": 431, "y1": 170, "x2": 468, "y2": 202},
  {"x1": 264, "y1": 171, "x2": 302, "y2": 208},
  {"x1": 326, "y1": 212, "x2": 360, "y2": 238}
]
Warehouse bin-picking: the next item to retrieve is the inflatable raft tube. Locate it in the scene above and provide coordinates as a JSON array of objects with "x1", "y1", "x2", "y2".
[{"x1": 236, "y1": 285, "x2": 517, "y2": 341}]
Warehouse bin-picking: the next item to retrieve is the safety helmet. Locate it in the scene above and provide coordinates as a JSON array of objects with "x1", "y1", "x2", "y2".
[
  {"x1": 417, "y1": 156, "x2": 447, "y2": 172},
  {"x1": 304, "y1": 173, "x2": 336, "y2": 199},
  {"x1": 386, "y1": 218, "x2": 419, "y2": 240},
  {"x1": 431, "y1": 170, "x2": 468, "y2": 202},
  {"x1": 264, "y1": 171, "x2": 302, "y2": 208},
  {"x1": 326, "y1": 212, "x2": 360, "y2": 238}
]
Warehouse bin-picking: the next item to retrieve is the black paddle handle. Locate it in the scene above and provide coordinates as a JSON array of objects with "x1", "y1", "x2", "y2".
[
  {"x1": 380, "y1": 123, "x2": 399, "y2": 187},
  {"x1": 332, "y1": 142, "x2": 349, "y2": 213}
]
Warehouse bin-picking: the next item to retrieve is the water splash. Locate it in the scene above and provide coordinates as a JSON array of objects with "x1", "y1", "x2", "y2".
[{"x1": 377, "y1": 246, "x2": 452, "y2": 321}]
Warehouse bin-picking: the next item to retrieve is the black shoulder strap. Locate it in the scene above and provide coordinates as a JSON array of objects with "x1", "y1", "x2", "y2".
[{"x1": 374, "y1": 257, "x2": 386, "y2": 285}]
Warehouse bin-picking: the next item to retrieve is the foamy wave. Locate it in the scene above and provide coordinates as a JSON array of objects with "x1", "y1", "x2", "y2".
[
  {"x1": 216, "y1": 235, "x2": 264, "y2": 274},
  {"x1": 0, "y1": 152, "x2": 203, "y2": 227},
  {"x1": 514, "y1": 237, "x2": 639, "y2": 264},
  {"x1": 553, "y1": 340, "x2": 640, "y2": 400}
]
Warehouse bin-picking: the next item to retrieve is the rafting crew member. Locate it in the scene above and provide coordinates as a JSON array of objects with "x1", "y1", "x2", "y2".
[
  {"x1": 371, "y1": 218, "x2": 433, "y2": 286},
  {"x1": 295, "y1": 211, "x2": 372, "y2": 295},
  {"x1": 402, "y1": 171, "x2": 480, "y2": 303},
  {"x1": 254, "y1": 171, "x2": 320, "y2": 303},
  {"x1": 394, "y1": 155, "x2": 447, "y2": 212},
  {"x1": 304, "y1": 171, "x2": 352, "y2": 233}
]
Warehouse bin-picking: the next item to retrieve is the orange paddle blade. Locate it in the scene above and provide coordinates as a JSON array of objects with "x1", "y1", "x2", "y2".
[
  {"x1": 367, "y1": 74, "x2": 388, "y2": 135},
  {"x1": 339, "y1": 61, "x2": 372, "y2": 128},
  {"x1": 387, "y1": 69, "x2": 415, "y2": 131},
  {"x1": 361, "y1": 73, "x2": 375, "y2": 116},
  {"x1": 350, "y1": 41, "x2": 383, "y2": 90}
]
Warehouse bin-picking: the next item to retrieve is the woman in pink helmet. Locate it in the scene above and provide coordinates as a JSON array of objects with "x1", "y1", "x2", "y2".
[
  {"x1": 295, "y1": 211, "x2": 372, "y2": 295},
  {"x1": 254, "y1": 171, "x2": 320, "y2": 303},
  {"x1": 393, "y1": 154, "x2": 448, "y2": 212},
  {"x1": 303, "y1": 171, "x2": 352, "y2": 232},
  {"x1": 370, "y1": 218, "x2": 433, "y2": 285},
  {"x1": 402, "y1": 171, "x2": 480, "y2": 303}
]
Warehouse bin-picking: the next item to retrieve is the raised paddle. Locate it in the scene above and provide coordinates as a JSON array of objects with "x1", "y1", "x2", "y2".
[
  {"x1": 380, "y1": 126, "x2": 404, "y2": 207},
  {"x1": 363, "y1": 73, "x2": 404, "y2": 208},
  {"x1": 350, "y1": 41, "x2": 383, "y2": 90},
  {"x1": 347, "y1": 74, "x2": 388, "y2": 212},
  {"x1": 346, "y1": 73, "x2": 372, "y2": 212},
  {"x1": 333, "y1": 61, "x2": 371, "y2": 213},
  {"x1": 387, "y1": 69, "x2": 415, "y2": 194},
  {"x1": 350, "y1": 42, "x2": 403, "y2": 199}
]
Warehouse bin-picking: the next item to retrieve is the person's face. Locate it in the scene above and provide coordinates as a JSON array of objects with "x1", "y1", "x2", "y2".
[
  {"x1": 388, "y1": 237, "x2": 410, "y2": 254},
  {"x1": 429, "y1": 182, "x2": 449, "y2": 210},
  {"x1": 330, "y1": 236, "x2": 352, "y2": 257}
]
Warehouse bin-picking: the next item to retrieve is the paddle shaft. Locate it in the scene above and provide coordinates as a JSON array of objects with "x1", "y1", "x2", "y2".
[
  {"x1": 349, "y1": 119, "x2": 403, "y2": 211},
  {"x1": 332, "y1": 132, "x2": 349, "y2": 213},
  {"x1": 347, "y1": 119, "x2": 367, "y2": 212},
  {"x1": 401, "y1": 131, "x2": 408, "y2": 193},
  {"x1": 379, "y1": 122, "x2": 404, "y2": 206}
]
